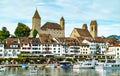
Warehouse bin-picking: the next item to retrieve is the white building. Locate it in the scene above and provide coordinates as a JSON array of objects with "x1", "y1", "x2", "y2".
[
  {"x1": 82, "y1": 39, "x2": 107, "y2": 55},
  {"x1": 0, "y1": 42, "x2": 5, "y2": 58},
  {"x1": 79, "y1": 43, "x2": 89, "y2": 55},
  {"x1": 4, "y1": 38, "x2": 20, "y2": 58},
  {"x1": 108, "y1": 44, "x2": 120, "y2": 59}
]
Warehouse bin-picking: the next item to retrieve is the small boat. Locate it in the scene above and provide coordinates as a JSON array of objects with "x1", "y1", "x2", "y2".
[
  {"x1": 46, "y1": 64, "x2": 55, "y2": 68},
  {"x1": 29, "y1": 65, "x2": 38, "y2": 74},
  {"x1": 79, "y1": 59, "x2": 96, "y2": 69},
  {"x1": 22, "y1": 64, "x2": 27, "y2": 68},
  {"x1": 103, "y1": 62, "x2": 120, "y2": 70},
  {"x1": 0, "y1": 66, "x2": 5, "y2": 72},
  {"x1": 59, "y1": 61, "x2": 73, "y2": 69}
]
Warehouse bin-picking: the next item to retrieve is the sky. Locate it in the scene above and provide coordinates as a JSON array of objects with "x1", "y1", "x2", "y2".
[{"x1": 0, "y1": 0, "x2": 120, "y2": 37}]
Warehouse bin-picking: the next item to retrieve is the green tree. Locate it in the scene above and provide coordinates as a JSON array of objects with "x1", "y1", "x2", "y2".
[
  {"x1": 0, "y1": 27, "x2": 10, "y2": 40},
  {"x1": 33, "y1": 29, "x2": 38, "y2": 38},
  {"x1": 14, "y1": 23, "x2": 30, "y2": 37}
]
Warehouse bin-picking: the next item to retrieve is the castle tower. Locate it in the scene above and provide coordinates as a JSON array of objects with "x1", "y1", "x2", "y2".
[
  {"x1": 60, "y1": 16, "x2": 65, "y2": 30},
  {"x1": 32, "y1": 9, "x2": 41, "y2": 31},
  {"x1": 29, "y1": 9, "x2": 41, "y2": 37},
  {"x1": 90, "y1": 20, "x2": 98, "y2": 38},
  {"x1": 82, "y1": 24, "x2": 88, "y2": 30}
]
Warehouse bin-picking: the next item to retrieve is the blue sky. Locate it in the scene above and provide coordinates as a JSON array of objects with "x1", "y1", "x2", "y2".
[{"x1": 0, "y1": 0, "x2": 120, "y2": 37}]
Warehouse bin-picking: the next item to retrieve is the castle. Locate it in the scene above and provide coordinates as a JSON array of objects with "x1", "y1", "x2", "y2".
[
  {"x1": 29, "y1": 9, "x2": 97, "y2": 39},
  {"x1": 29, "y1": 9, "x2": 65, "y2": 38}
]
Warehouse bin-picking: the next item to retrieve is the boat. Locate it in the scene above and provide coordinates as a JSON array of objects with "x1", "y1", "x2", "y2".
[
  {"x1": 59, "y1": 61, "x2": 73, "y2": 69},
  {"x1": 0, "y1": 66, "x2": 5, "y2": 72},
  {"x1": 103, "y1": 62, "x2": 120, "y2": 70},
  {"x1": 22, "y1": 64, "x2": 27, "y2": 68},
  {"x1": 95, "y1": 62, "x2": 104, "y2": 69},
  {"x1": 46, "y1": 64, "x2": 55, "y2": 68},
  {"x1": 29, "y1": 65, "x2": 39, "y2": 74},
  {"x1": 79, "y1": 59, "x2": 96, "y2": 69},
  {"x1": 103, "y1": 58, "x2": 120, "y2": 70}
]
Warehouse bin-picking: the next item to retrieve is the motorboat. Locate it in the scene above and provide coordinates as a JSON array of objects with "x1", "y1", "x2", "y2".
[
  {"x1": 59, "y1": 61, "x2": 73, "y2": 69},
  {"x1": 79, "y1": 59, "x2": 96, "y2": 69},
  {"x1": 22, "y1": 64, "x2": 27, "y2": 68},
  {"x1": 46, "y1": 64, "x2": 55, "y2": 68},
  {"x1": 29, "y1": 65, "x2": 38, "y2": 74},
  {"x1": 103, "y1": 62, "x2": 120, "y2": 70},
  {"x1": 0, "y1": 66, "x2": 5, "y2": 72}
]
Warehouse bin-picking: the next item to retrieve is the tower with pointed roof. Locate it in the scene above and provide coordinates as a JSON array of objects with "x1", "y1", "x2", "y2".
[
  {"x1": 32, "y1": 9, "x2": 41, "y2": 31},
  {"x1": 90, "y1": 20, "x2": 98, "y2": 38}
]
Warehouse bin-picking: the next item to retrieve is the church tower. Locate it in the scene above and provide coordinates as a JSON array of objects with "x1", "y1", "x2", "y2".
[
  {"x1": 32, "y1": 9, "x2": 41, "y2": 31},
  {"x1": 90, "y1": 20, "x2": 98, "y2": 38},
  {"x1": 29, "y1": 9, "x2": 41, "y2": 37},
  {"x1": 82, "y1": 24, "x2": 88, "y2": 30},
  {"x1": 60, "y1": 16, "x2": 65, "y2": 30}
]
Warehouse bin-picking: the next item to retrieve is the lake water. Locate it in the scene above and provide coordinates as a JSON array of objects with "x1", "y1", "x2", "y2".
[{"x1": 0, "y1": 67, "x2": 120, "y2": 76}]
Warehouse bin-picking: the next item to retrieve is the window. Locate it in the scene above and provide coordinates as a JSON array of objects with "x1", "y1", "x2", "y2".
[
  {"x1": 117, "y1": 53, "x2": 119, "y2": 55},
  {"x1": 0, "y1": 50, "x2": 2, "y2": 52},
  {"x1": 53, "y1": 44, "x2": 56, "y2": 47},
  {"x1": 54, "y1": 48, "x2": 56, "y2": 50},
  {"x1": 117, "y1": 48, "x2": 119, "y2": 51},
  {"x1": 58, "y1": 48, "x2": 60, "y2": 50},
  {"x1": 58, "y1": 44, "x2": 60, "y2": 47}
]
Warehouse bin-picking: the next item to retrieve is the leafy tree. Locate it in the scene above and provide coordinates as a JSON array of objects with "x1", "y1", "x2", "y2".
[
  {"x1": 14, "y1": 23, "x2": 30, "y2": 37},
  {"x1": 33, "y1": 29, "x2": 38, "y2": 38},
  {"x1": 0, "y1": 27, "x2": 10, "y2": 40}
]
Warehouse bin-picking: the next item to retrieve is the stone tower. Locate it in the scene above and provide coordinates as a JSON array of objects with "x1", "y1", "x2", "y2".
[
  {"x1": 60, "y1": 16, "x2": 65, "y2": 29},
  {"x1": 32, "y1": 9, "x2": 41, "y2": 31},
  {"x1": 90, "y1": 20, "x2": 97, "y2": 38},
  {"x1": 29, "y1": 9, "x2": 41, "y2": 37},
  {"x1": 82, "y1": 24, "x2": 88, "y2": 30}
]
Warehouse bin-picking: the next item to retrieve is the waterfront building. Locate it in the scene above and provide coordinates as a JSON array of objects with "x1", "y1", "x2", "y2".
[
  {"x1": 82, "y1": 39, "x2": 107, "y2": 55},
  {"x1": 29, "y1": 9, "x2": 65, "y2": 38},
  {"x1": 0, "y1": 41, "x2": 5, "y2": 58},
  {"x1": 19, "y1": 37, "x2": 32, "y2": 57},
  {"x1": 4, "y1": 38, "x2": 20, "y2": 58},
  {"x1": 108, "y1": 44, "x2": 120, "y2": 59},
  {"x1": 79, "y1": 43, "x2": 89, "y2": 55}
]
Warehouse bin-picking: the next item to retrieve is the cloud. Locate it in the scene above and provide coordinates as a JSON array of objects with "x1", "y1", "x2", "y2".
[{"x1": 0, "y1": 0, "x2": 119, "y2": 37}]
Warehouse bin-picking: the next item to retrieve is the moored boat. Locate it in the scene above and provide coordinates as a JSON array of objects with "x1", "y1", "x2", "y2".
[
  {"x1": 59, "y1": 61, "x2": 73, "y2": 69},
  {"x1": 103, "y1": 62, "x2": 120, "y2": 70},
  {"x1": 79, "y1": 59, "x2": 96, "y2": 69},
  {"x1": 29, "y1": 65, "x2": 39, "y2": 74},
  {"x1": 0, "y1": 66, "x2": 5, "y2": 72}
]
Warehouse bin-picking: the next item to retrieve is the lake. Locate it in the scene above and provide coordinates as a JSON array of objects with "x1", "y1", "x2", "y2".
[{"x1": 0, "y1": 67, "x2": 120, "y2": 76}]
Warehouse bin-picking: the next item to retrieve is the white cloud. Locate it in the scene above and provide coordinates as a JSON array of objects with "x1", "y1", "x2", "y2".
[{"x1": 0, "y1": 0, "x2": 119, "y2": 37}]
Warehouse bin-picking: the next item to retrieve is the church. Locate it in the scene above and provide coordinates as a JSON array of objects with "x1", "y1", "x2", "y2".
[
  {"x1": 70, "y1": 20, "x2": 98, "y2": 39},
  {"x1": 29, "y1": 9, "x2": 65, "y2": 38}
]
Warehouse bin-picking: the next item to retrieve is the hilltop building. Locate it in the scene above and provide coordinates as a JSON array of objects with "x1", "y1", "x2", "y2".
[{"x1": 29, "y1": 9, "x2": 65, "y2": 38}]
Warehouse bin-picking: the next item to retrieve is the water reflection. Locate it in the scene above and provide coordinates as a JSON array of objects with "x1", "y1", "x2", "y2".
[{"x1": 0, "y1": 67, "x2": 120, "y2": 76}]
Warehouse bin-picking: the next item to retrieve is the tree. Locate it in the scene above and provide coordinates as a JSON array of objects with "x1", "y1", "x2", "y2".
[
  {"x1": 33, "y1": 29, "x2": 38, "y2": 38},
  {"x1": 0, "y1": 27, "x2": 10, "y2": 40},
  {"x1": 14, "y1": 23, "x2": 30, "y2": 37}
]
